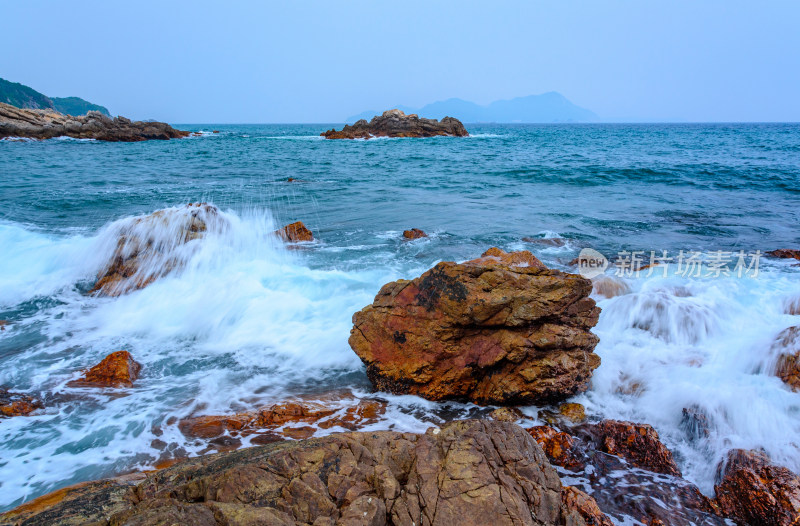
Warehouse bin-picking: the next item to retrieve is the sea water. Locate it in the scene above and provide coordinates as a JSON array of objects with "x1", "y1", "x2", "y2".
[{"x1": 1, "y1": 123, "x2": 799, "y2": 512}]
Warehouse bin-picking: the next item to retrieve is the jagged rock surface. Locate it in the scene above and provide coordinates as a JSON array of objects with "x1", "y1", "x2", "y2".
[
  {"x1": 0, "y1": 102, "x2": 189, "y2": 141},
  {"x1": 322, "y1": 109, "x2": 468, "y2": 139}
]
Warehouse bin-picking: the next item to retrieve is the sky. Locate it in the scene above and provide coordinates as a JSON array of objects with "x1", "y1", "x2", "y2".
[{"x1": 2, "y1": 1, "x2": 799, "y2": 123}]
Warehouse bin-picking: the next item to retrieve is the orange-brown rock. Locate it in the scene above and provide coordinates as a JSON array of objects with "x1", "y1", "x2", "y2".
[
  {"x1": 0, "y1": 387, "x2": 42, "y2": 417},
  {"x1": 714, "y1": 448, "x2": 800, "y2": 526},
  {"x1": 489, "y1": 406, "x2": 525, "y2": 422},
  {"x1": 274, "y1": 220, "x2": 314, "y2": 242},
  {"x1": 772, "y1": 326, "x2": 800, "y2": 390},
  {"x1": 349, "y1": 249, "x2": 600, "y2": 405},
  {"x1": 528, "y1": 425, "x2": 584, "y2": 469},
  {"x1": 322, "y1": 109, "x2": 469, "y2": 139},
  {"x1": 0, "y1": 320, "x2": 7, "y2": 331},
  {"x1": 786, "y1": 297, "x2": 800, "y2": 315},
  {"x1": 402, "y1": 228, "x2": 427, "y2": 239},
  {"x1": 559, "y1": 402, "x2": 587, "y2": 423},
  {"x1": 767, "y1": 249, "x2": 800, "y2": 261},
  {"x1": 560, "y1": 486, "x2": 614, "y2": 526},
  {"x1": 179, "y1": 396, "x2": 386, "y2": 441},
  {"x1": 591, "y1": 275, "x2": 631, "y2": 298},
  {"x1": 3, "y1": 419, "x2": 603, "y2": 526},
  {"x1": 90, "y1": 203, "x2": 226, "y2": 296},
  {"x1": 68, "y1": 350, "x2": 141, "y2": 388},
  {"x1": 587, "y1": 420, "x2": 681, "y2": 476}
]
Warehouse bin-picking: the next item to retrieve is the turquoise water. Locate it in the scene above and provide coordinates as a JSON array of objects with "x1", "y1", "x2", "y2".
[{"x1": 1, "y1": 123, "x2": 800, "y2": 512}]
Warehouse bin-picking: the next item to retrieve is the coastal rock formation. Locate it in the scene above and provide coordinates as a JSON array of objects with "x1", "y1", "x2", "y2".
[
  {"x1": 90, "y1": 203, "x2": 226, "y2": 296},
  {"x1": 274, "y1": 221, "x2": 314, "y2": 242},
  {"x1": 771, "y1": 326, "x2": 800, "y2": 390},
  {"x1": 0, "y1": 102, "x2": 189, "y2": 141},
  {"x1": 349, "y1": 248, "x2": 600, "y2": 404},
  {"x1": 714, "y1": 448, "x2": 800, "y2": 526},
  {"x1": 179, "y1": 395, "x2": 386, "y2": 443},
  {"x1": 322, "y1": 109, "x2": 468, "y2": 139},
  {"x1": 402, "y1": 228, "x2": 427, "y2": 240},
  {"x1": 528, "y1": 426, "x2": 584, "y2": 470},
  {"x1": 0, "y1": 388, "x2": 42, "y2": 418},
  {"x1": 67, "y1": 350, "x2": 141, "y2": 388},
  {"x1": 585, "y1": 420, "x2": 681, "y2": 476},
  {"x1": 766, "y1": 249, "x2": 800, "y2": 261},
  {"x1": 1, "y1": 419, "x2": 609, "y2": 526}
]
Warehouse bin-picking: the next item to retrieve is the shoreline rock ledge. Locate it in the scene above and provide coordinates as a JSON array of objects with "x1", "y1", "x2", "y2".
[
  {"x1": 0, "y1": 102, "x2": 189, "y2": 141},
  {"x1": 322, "y1": 109, "x2": 468, "y2": 139},
  {"x1": 349, "y1": 248, "x2": 601, "y2": 404}
]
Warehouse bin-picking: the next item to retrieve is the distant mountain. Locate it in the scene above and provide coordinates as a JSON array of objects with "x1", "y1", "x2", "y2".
[
  {"x1": 348, "y1": 92, "x2": 595, "y2": 123},
  {"x1": 0, "y1": 78, "x2": 110, "y2": 116}
]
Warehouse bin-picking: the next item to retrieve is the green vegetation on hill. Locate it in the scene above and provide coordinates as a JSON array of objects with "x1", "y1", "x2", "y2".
[{"x1": 0, "y1": 77, "x2": 110, "y2": 116}]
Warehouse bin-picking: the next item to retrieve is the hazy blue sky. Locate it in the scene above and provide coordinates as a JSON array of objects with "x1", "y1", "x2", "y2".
[{"x1": 2, "y1": 1, "x2": 799, "y2": 122}]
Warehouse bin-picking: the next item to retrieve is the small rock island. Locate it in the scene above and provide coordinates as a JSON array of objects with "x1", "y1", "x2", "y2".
[
  {"x1": 0, "y1": 102, "x2": 189, "y2": 141},
  {"x1": 322, "y1": 109, "x2": 468, "y2": 139}
]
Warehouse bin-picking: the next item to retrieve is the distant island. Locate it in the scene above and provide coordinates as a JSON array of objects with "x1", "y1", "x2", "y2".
[
  {"x1": 0, "y1": 77, "x2": 110, "y2": 116},
  {"x1": 348, "y1": 92, "x2": 595, "y2": 124}
]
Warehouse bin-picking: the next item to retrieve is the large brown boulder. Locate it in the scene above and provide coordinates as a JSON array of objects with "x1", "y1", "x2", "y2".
[
  {"x1": 349, "y1": 248, "x2": 601, "y2": 405},
  {"x1": 0, "y1": 102, "x2": 189, "y2": 141},
  {"x1": 585, "y1": 420, "x2": 681, "y2": 477},
  {"x1": 67, "y1": 350, "x2": 141, "y2": 388},
  {"x1": 1, "y1": 419, "x2": 608, "y2": 526},
  {"x1": 322, "y1": 109, "x2": 469, "y2": 139},
  {"x1": 714, "y1": 449, "x2": 800, "y2": 526},
  {"x1": 274, "y1": 221, "x2": 314, "y2": 242},
  {"x1": 0, "y1": 388, "x2": 42, "y2": 418},
  {"x1": 90, "y1": 203, "x2": 226, "y2": 296}
]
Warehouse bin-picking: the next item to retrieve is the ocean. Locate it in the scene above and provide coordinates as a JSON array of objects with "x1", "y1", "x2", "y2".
[{"x1": 1, "y1": 123, "x2": 799, "y2": 513}]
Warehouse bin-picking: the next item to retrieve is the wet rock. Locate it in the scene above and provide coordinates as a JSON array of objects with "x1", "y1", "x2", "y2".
[
  {"x1": 785, "y1": 297, "x2": 800, "y2": 315},
  {"x1": 489, "y1": 406, "x2": 525, "y2": 422},
  {"x1": 0, "y1": 388, "x2": 42, "y2": 417},
  {"x1": 349, "y1": 249, "x2": 601, "y2": 405},
  {"x1": 681, "y1": 406, "x2": 711, "y2": 442},
  {"x1": 275, "y1": 220, "x2": 314, "y2": 242},
  {"x1": 560, "y1": 486, "x2": 614, "y2": 526},
  {"x1": 772, "y1": 326, "x2": 800, "y2": 390},
  {"x1": 179, "y1": 395, "x2": 387, "y2": 442},
  {"x1": 766, "y1": 249, "x2": 800, "y2": 261},
  {"x1": 522, "y1": 237, "x2": 567, "y2": 247},
  {"x1": 322, "y1": 109, "x2": 468, "y2": 139},
  {"x1": 0, "y1": 102, "x2": 189, "y2": 141},
  {"x1": 590, "y1": 275, "x2": 631, "y2": 299},
  {"x1": 90, "y1": 203, "x2": 226, "y2": 296},
  {"x1": 714, "y1": 448, "x2": 800, "y2": 526},
  {"x1": 3, "y1": 419, "x2": 603, "y2": 526},
  {"x1": 67, "y1": 350, "x2": 141, "y2": 388},
  {"x1": 402, "y1": 228, "x2": 427, "y2": 240},
  {"x1": 558, "y1": 402, "x2": 586, "y2": 423},
  {"x1": 0, "y1": 320, "x2": 7, "y2": 331},
  {"x1": 528, "y1": 425, "x2": 584, "y2": 470},
  {"x1": 579, "y1": 420, "x2": 681, "y2": 476}
]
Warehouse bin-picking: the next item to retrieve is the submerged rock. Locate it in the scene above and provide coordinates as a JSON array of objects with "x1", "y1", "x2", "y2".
[
  {"x1": 714, "y1": 448, "x2": 800, "y2": 526},
  {"x1": 90, "y1": 203, "x2": 227, "y2": 296},
  {"x1": 0, "y1": 102, "x2": 189, "y2": 141},
  {"x1": 1, "y1": 419, "x2": 609, "y2": 526},
  {"x1": 68, "y1": 350, "x2": 141, "y2": 388},
  {"x1": 0, "y1": 388, "x2": 42, "y2": 418},
  {"x1": 274, "y1": 221, "x2": 314, "y2": 242},
  {"x1": 771, "y1": 326, "x2": 800, "y2": 390},
  {"x1": 321, "y1": 109, "x2": 469, "y2": 139},
  {"x1": 402, "y1": 228, "x2": 427, "y2": 240},
  {"x1": 349, "y1": 248, "x2": 600, "y2": 405}
]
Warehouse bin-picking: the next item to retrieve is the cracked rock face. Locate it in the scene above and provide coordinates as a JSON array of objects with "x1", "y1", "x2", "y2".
[
  {"x1": 349, "y1": 249, "x2": 601, "y2": 405},
  {"x1": 1, "y1": 419, "x2": 608, "y2": 526},
  {"x1": 321, "y1": 109, "x2": 469, "y2": 139}
]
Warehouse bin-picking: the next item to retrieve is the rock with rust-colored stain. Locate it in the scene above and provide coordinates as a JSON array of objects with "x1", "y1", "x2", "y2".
[
  {"x1": 321, "y1": 109, "x2": 468, "y2": 139},
  {"x1": 771, "y1": 326, "x2": 800, "y2": 390},
  {"x1": 767, "y1": 249, "x2": 800, "y2": 261},
  {"x1": 528, "y1": 425, "x2": 585, "y2": 470},
  {"x1": 714, "y1": 448, "x2": 800, "y2": 526},
  {"x1": 179, "y1": 396, "x2": 386, "y2": 441},
  {"x1": 560, "y1": 486, "x2": 614, "y2": 526},
  {"x1": 0, "y1": 388, "x2": 42, "y2": 417},
  {"x1": 90, "y1": 203, "x2": 226, "y2": 296},
  {"x1": 489, "y1": 406, "x2": 525, "y2": 422},
  {"x1": 274, "y1": 221, "x2": 314, "y2": 242},
  {"x1": 3, "y1": 419, "x2": 608, "y2": 526},
  {"x1": 402, "y1": 228, "x2": 427, "y2": 240},
  {"x1": 586, "y1": 420, "x2": 681, "y2": 476},
  {"x1": 559, "y1": 402, "x2": 586, "y2": 423},
  {"x1": 68, "y1": 350, "x2": 141, "y2": 388},
  {"x1": 349, "y1": 248, "x2": 600, "y2": 405}
]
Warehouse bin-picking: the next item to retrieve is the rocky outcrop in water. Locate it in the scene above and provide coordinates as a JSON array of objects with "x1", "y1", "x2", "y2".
[
  {"x1": 0, "y1": 102, "x2": 189, "y2": 141},
  {"x1": 321, "y1": 109, "x2": 468, "y2": 139},
  {"x1": 349, "y1": 248, "x2": 601, "y2": 405},
  {"x1": 402, "y1": 228, "x2": 427, "y2": 240},
  {"x1": 766, "y1": 249, "x2": 800, "y2": 261},
  {"x1": 0, "y1": 388, "x2": 41, "y2": 418},
  {"x1": 90, "y1": 204, "x2": 226, "y2": 296},
  {"x1": 275, "y1": 221, "x2": 314, "y2": 242},
  {"x1": 771, "y1": 326, "x2": 800, "y2": 390},
  {"x1": 714, "y1": 448, "x2": 800, "y2": 526},
  {"x1": 1, "y1": 419, "x2": 610, "y2": 526},
  {"x1": 67, "y1": 351, "x2": 141, "y2": 388}
]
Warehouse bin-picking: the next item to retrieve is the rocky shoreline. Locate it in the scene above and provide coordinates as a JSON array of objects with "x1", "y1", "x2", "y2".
[
  {"x1": 0, "y1": 102, "x2": 189, "y2": 142},
  {"x1": 321, "y1": 109, "x2": 468, "y2": 139}
]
